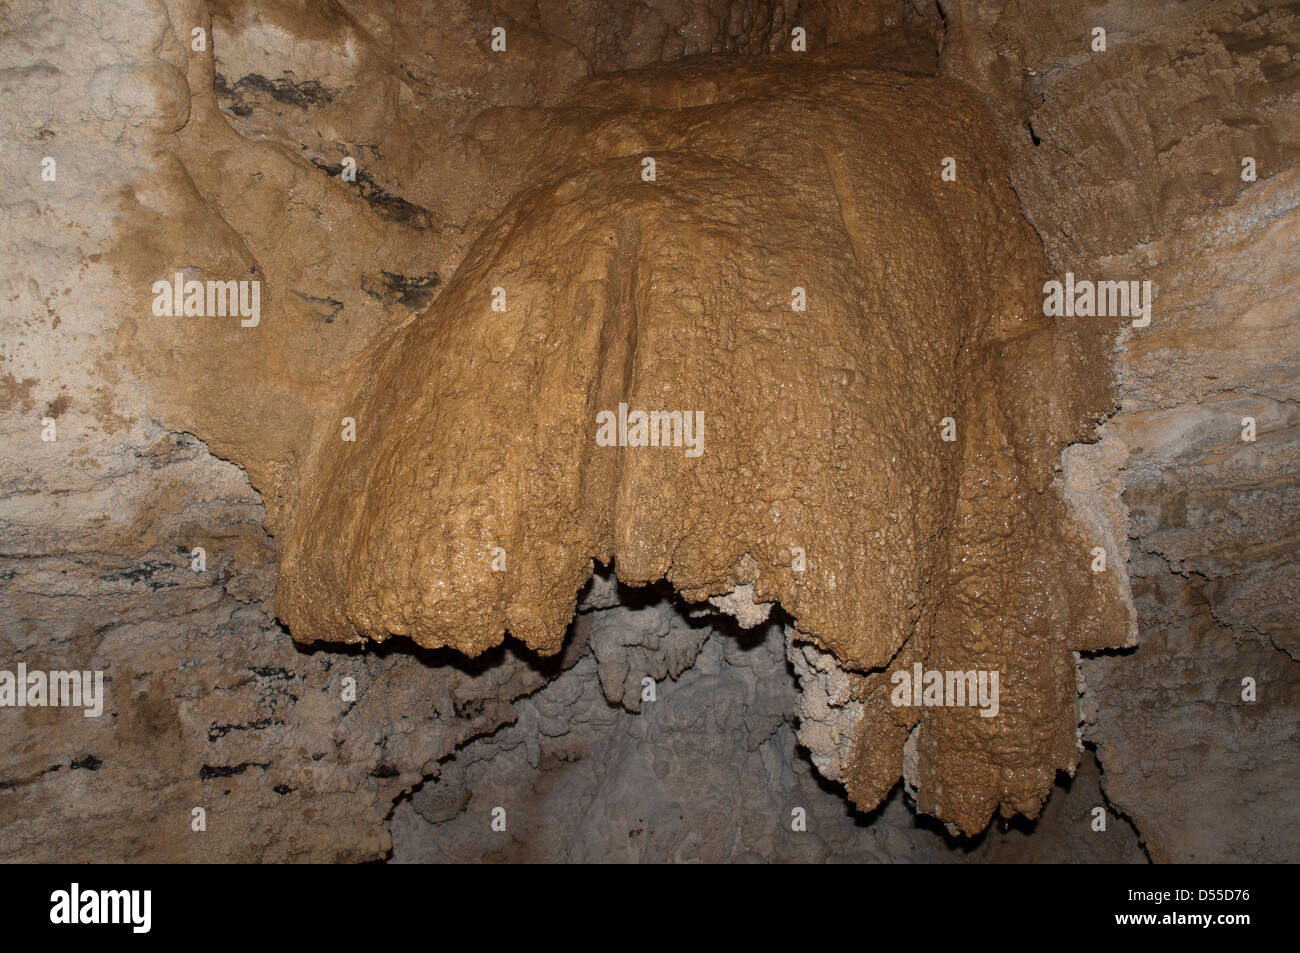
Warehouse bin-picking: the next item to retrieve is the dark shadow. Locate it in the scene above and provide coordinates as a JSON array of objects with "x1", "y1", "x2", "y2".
[{"x1": 285, "y1": 614, "x2": 580, "y2": 682}]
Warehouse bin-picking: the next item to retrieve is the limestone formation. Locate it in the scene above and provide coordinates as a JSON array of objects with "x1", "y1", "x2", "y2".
[{"x1": 1, "y1": 0, "x2": 1295, "y2": 862}]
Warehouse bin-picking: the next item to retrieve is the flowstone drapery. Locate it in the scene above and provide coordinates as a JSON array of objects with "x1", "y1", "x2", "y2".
[{"x1": 271, "y1": 64, "x2": 1131, "y2": 832}]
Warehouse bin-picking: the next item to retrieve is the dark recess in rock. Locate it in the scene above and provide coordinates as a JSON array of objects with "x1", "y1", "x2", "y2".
[
  {"x1": 360, "y1": 271, "x2": 441, "y2": 309},
  {"x1": 214, "y1": 71, "x2": 334, "y2": 112},
  {"x1": 309, "y1": 158, "x2": 434, "y2": 230},
  {"x1": 199, "y1": 762, "x2": 270, "y2": 780}
]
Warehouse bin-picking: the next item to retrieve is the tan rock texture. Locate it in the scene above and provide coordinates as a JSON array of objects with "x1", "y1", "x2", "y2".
[
  {"x1": 2, "y1": 0, "x2": 1295, "y2": 860},
  {"x1": 949, "y1": 0, "x2": 1300, "y2": 861},
  {"x1": 263, "y1": 61, "x2": 1129, "y2": 833}
]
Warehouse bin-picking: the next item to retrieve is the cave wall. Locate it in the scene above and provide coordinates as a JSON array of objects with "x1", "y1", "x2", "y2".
[
  {"x1": 947, "y1": 0, "x2": 1300, "y2": 862},
  {"x1": 1, "y1": 0, "x2": 1295, "y2": 861},
  {"x1": 391, "y1": 580, "x2": 1145, "y2": 863}
]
